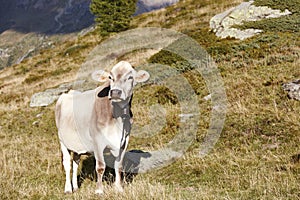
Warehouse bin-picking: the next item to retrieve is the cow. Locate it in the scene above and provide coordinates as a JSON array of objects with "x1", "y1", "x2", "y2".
[{"x1": 55, "y1": 61, "x2": 150, "y2": 194}]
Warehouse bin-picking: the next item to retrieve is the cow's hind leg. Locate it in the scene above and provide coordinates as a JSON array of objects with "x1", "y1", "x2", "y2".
[
  {"x1": 60, "y1": 142, "x2": 73, "y2": 194},
  {"x1": 72, "y1": 152, "x2": 80, "y2": 192}
]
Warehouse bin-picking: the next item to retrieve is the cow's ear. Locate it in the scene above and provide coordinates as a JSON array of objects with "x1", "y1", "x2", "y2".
[
  {"x1": 135, "y1": 70, "x2": 150, "y2": 83},
  {"x1": 92, "y1": 70, "x2": 109, "y2": 82}
]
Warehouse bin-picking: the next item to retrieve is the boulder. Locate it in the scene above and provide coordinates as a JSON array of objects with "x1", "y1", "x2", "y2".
[
  {"x1": 210, "y1": 1, "x2": 292, "y2": 40},
  {"x1": 29, "y1": 80, "x2": 86, "y2": 107},
  {"x1": 283, "y1": 80, "x2": 300, "y2": 101}
]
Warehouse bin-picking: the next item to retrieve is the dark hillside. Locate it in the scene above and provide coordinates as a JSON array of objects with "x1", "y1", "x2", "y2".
[
  {"x1": 0, "y1": 0, "x2": 93, "y2": 34},
  {"x1": 0, "y1": 0, "x2": 179, "y2": 34},
  {"x1": 0, "y1": 0, "x2": 180, "y2": 69}
]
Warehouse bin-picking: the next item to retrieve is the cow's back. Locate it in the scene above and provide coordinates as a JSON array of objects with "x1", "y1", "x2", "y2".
[{"x1": 55, "y1": 89, "x2": 96, "y2": 154}]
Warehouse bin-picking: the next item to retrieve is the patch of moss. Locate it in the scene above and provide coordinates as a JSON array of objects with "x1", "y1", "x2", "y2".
[
  {"x1": 14, "y1": 65, "x2": 30, "y2": 75},
  {"x1": 240, "y1": 14, "x2": 300, "y2": 33},
  {"x1": 61, "y1": 44, "x2": 89, "y2": 57},
  {"x1": 148, "y1": 50, "x2": 193, "y2": 73},
  {"x1": 50, "y1": 67, "x2": 72, "y2": 76},
  {"x1": 34, "y1": 57, "x2": 51, "y2": 68},
  {"x1": 24, "y1": 74, "x2": 45, "y2": 84},
  {"x1": 24, "y1": 67, "x2": 73, "y2": 84},
  {"x1": 253, "y1": 0, "x2": 300, "y2": 13},
  {"x1": 239, "y1": 0, "x2": 300, "y2": 33}
]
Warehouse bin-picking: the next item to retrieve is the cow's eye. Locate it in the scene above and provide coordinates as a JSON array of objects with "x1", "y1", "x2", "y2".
[
  {"x1": 108, "y1": 75, "x2": 113, "y2": 81},
  {"x1": 128, "y1": 76, "x2": 133, "y2": 80}
]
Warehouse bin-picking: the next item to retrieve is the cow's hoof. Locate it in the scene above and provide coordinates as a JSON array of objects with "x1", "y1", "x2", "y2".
[
  {"x1": 95, "y1": 189, "x2": 104, "y2": 195},
  {"x1": 73, "y1": 188, "x2": 79, "y2": 193},
  {"x1": 114, "y1": 184, "x2": 124, "y2": 193},
  {"x1": 64, "y1": 191, "x2": 73, "y2": 195}
]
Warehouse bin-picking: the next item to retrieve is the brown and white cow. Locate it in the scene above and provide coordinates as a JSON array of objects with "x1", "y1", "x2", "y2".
[{"x1": 55, "y1": 61, "x2": 149, "y2": 194}]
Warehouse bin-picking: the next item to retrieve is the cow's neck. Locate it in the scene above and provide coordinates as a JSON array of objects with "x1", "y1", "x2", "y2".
[
  {"x1": 111, "y1": 95, "x2": 132, "y2": 120},
  {"x1": 111, "y1": 96, "x2": 132, "y2": 150}
]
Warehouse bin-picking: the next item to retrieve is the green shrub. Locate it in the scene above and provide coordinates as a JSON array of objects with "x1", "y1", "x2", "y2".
[
  {"x1": 24, "y1": 74, "x2": 45, "y2": 84},
  {"x1": 148, "y1": 50, "x2": 193, "y2": 73},
  {"x1": 90, "y1": 0, "x2": 137, "y2": 36}
]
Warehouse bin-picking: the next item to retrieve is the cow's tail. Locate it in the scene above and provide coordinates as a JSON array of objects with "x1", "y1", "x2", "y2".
[
  {"x1": 55, "y1": 95, "x2": 63, "y2": 170},
  {"x1": 55, "y1": 94, "x2": 63, "y2": 129},
  {"x1": 60, "y1": 151, "x2": 64, "y2": 171}
]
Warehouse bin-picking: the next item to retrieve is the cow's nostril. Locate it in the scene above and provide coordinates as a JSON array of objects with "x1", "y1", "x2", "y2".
[{"x1": 110, "y1": 89, "x2": 122, "y2": 99}]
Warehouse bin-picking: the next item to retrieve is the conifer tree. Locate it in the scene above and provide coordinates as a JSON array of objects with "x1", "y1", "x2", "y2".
[{"x1": 90, "y1": 0, "x2": 137, "y2": 35}]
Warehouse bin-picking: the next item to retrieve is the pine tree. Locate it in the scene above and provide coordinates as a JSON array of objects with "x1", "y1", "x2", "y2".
[{"x1": 90, "y1": 0, "x2": 137, "y2": 35}]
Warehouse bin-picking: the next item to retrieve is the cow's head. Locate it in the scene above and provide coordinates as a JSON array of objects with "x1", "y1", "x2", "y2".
[{"x1": 92, "y1": 61, "x2": 150, "y2": 102}]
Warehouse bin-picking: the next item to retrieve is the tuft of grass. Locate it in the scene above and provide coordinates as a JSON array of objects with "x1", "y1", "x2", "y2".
[
  {"x1": 61, "y1": 44, "x2": 90, "y2": 57},
  {"x1": 253, "y1": 0, "x2": 300, "y2": 13}
]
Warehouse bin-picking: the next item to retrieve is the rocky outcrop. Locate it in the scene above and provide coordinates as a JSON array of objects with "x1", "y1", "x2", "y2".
[
  {"x1": 135, "y1": 0, "x2": 179, "y2": 15},
  {"x1": 0, "y1": 48, "x2": 9, "y2": 59},
  {"x1": 30, "y1": 83, "x2": 72, "y2": 107},
  {"x1": 210, "y1": 1, "x2": 292, "y2": 40},
  {"x1": 30, "y1": 80, "x2": 87, "y2": 107},
  {"x1": 283, "y1": 80, "x2": 300, "y2": 101}
]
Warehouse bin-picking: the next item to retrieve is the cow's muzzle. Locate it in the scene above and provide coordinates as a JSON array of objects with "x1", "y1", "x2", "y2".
[{"x1": 109, "y1": 89, "x2": 122, "y2": 100}]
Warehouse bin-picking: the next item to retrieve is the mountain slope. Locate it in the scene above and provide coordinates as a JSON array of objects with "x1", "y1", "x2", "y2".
[
  {"x1": 0, "y1": 0, "x2": 180, "y2": 69},
  {"x1": 0, "y1": 0, "x2": 299, "y2": 199},
  {"x1": 0, "y1": 0, "x2": 179, "y2": 34},
  {"x1": 0, "y1": 0, "x2": 93, "y2": 34}
]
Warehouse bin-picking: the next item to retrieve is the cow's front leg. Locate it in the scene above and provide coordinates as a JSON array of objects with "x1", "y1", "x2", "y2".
[
  {"x1": 114, "y1": 140, "x2": 128, "y2": 193},
  {"x1": 95, "y1": 149, "x2": 106, "y2": 195},
  {"x1": 114, "y1": 158, "x2": 124, "y2": 193}
]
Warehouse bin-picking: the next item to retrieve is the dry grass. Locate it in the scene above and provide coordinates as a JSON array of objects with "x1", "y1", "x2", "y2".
[
  {"x1": 0, "y1": 0, "x2": 299, "y2": 199},
  {"x1": 132, "y1": 0, "x2": 243, "y2": 31}
]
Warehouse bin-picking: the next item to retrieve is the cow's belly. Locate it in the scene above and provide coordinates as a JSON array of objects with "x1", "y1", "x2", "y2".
[
  {"x1": 59, "y1": 128, "x2": 93, "y2": 154},
  {"x1": 57, "y1": 89, "x2": 96, "y2": 154}
]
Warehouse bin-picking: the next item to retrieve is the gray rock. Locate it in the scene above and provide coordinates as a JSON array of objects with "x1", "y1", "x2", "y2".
[
  {"x1": 30, "y1": 91, "x2": 61, "y2": 107},
  {"x1": 16, "y1": 48, "x2": 35, "y2": 64},
  {"x1": 0, "y1": 48, "x2": 10, "y2": 58},
  {"x1": 283, "y1": 80, "x2": 300, "y2": 101},
  {"x1": 29, "y1": 80, "x2": 86, "y2": 107},
  {"x1": 210, "y1": 1, "x2": 292, "y2": 40}
]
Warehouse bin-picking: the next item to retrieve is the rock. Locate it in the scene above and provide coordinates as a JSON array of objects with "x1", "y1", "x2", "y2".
[
  {"x1": 16, "y1": 48, "x2": 35, "y2": 64},
  {"x1": 29, "y1": 80, "x2": 86, "y2": 107},
  {"x1": 30, "y1": 92, "x2": 59, "y2": 107},
  {"x1": 0, "y1": 48, "x2": 10, "y2": 58},
  {"x1": 135, "y1": 0, "x2": 179, "y2": 15},
  {"x1": 36, "y1": 113, "x2": 43, "y2": 118},
  {"x1": 203, "y1": 94, "x2": 211, "y2": 101},
  {"x1": 283, "y1": 80, "x2": 300, "y2": 101},
  {"x1": 210, "y1": 1, "x2": 292, "y2": 40},
  {"x1": 32, "y1": 121, "x2": 39, "y2": 126}
]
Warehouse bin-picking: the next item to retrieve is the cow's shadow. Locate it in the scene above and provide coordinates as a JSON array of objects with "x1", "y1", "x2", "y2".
[{"x1": 78, "y1": 149, "x2": 151, "y2": 187}]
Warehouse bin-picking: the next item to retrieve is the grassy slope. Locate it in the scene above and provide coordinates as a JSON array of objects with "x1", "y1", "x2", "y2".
[{"x1": 0, "y1": 0, "x2": 299, "y2": 199}]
